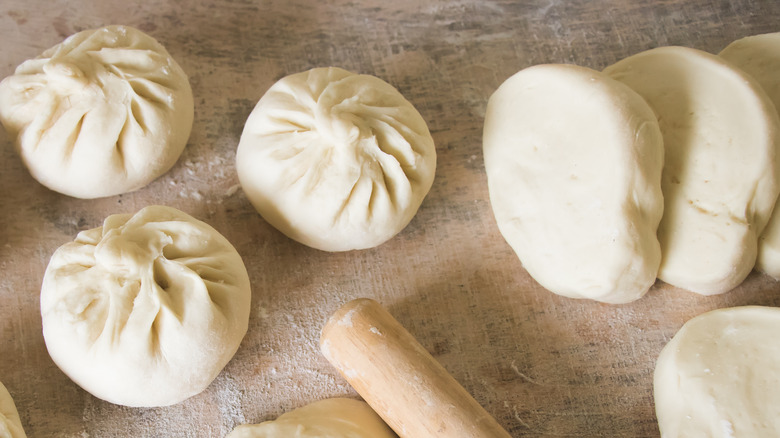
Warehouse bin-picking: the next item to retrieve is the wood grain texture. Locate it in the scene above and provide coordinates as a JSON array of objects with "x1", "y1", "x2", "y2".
[{"x1": 0, "y1": 0, "x2": 779, "y2": 436}]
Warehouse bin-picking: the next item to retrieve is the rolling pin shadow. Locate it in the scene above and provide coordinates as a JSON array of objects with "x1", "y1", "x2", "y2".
[{"x1": 320, "y1": 298, "x2": 513, "y2": 438}]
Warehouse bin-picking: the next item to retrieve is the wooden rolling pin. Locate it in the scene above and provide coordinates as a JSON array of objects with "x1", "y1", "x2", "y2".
[{"x1": 320, "y1": 298, "x2": 513, "y2": 438}]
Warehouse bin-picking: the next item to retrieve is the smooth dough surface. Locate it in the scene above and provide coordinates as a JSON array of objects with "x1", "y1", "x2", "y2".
[
  {"x1": 605, "y1": 46, "x2": 780, "y2": 295},
  {"x1": 226, "y1": 398, "x2": 397, "y2": 438},
  {"x1": 0, "y1": 382, "x2": 26, "y2": 438},
  {"x1": 0, "y1": 25, "x2": 194, "y2": 198},
  {"x1": 40, "y1": 205, "x2": 251, "y2": 407},
  {"x1": 236, "y1": 67, "x2": 436, "y2": 252},
  {"x1": 483, "y1": 64, "x2": 664, "y2": 304},
  {"x1": 720, "y1": 33, "x2": 780, "y2": 278},
  {"x1": 654, "y1": 306, "x2": 780, "y2": 437}
]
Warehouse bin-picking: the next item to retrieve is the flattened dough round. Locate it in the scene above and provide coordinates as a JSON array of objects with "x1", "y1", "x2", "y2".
[
  {"x1": 720, "y1": 33, "x2": 780, "y2": 108},
  {"x1": 0, "y1": 382, "x2": 26, "y2": 438},
  {"x1": 226, "y1": 398, "x2": 396, "y2": 437},
  {"x1": 0, "y1": 25, "x2": 194, "y2": 198},
  {"x1": 483, "y1": 64, "x2": 664, "y2": 304},
  {"x1": 41, "y1": 206, "x2": 251, "y2": 407},
  {"x1": 236, "y1": 67, "x2": 436, "y2": 252},
  {"x1": 720, "y1": 33, "x2": 780, "y2": 278},
  {"x1": 605, "y1": 46, "x2": 780, "y2": 295},
  {"x1": 654, "y1": 306, "x2": 780, "y2": 437}
]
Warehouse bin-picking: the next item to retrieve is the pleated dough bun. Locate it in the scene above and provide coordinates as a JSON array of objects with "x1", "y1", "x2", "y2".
[
  {"x1": 227, "y1": 398, "x2": 396, "y2": 438},
  {"x1": 483, "y1": 64, "x2": 664, "y2": 304},
  {"x1": 605, "y1": 46, "x2": 780, "y2": 295},
  {"x1": 236, "y1": 67, "x2": 436, "y2": 252},
  {"x1": 0, "y1": 25, "x2": 194, "y2": 199},
  {"x1": 0, "y1": 382, "x2": 26, "y2": 438},
  {"x1": 40, "y1": 206, "x2": 251, "y2": 407},
  {"x1": 719, "y1": 33, "x2": 780, "y2": 278}
]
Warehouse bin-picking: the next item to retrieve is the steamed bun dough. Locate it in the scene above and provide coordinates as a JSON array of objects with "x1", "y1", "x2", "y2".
[
  {"x1": 483, "y1": 64, "x2": 664, "y2": 304},
  {"x1": 605, "y1": 46, "x2": 780, "y2": 295},
  {"x1": 0, "y1": 25, "x2": 194, "y2": 199},
  {"x1": 720, "y1": 33, "x2": 780, "y2": 108},
  {"x1": 0, "y1": 382, "x2": 26, "y2": 438},
  {"x1": 719, "y1": 33, "x2": 780, "y2": 278},
  {"x1": 227, "y1": 398, "x2": 396, "y2": 437},
  {"x1": 236, "y1": 67, "x2": 436, "y2": 252},
  {"x1": 654, "y1": 306, "x2": 780, "y2": 437},
  {"x1": 40, "y1": 206, "x2": 251, "y2": 407}
]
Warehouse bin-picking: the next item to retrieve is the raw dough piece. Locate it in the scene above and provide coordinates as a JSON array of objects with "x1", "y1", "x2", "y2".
[
  {"x1": 40, "y1": 206, "x2": 251, "y2": 407},
  {"x1": 227, "y1": 398, "x2": 397, "y2": 437},
  {"x1": 482, "y1": 64, "x2": 664, "y2": 304},
  {"x1": 719, "y1": 33, "x2": 780, "y2": 278},
  {"x1": 236, "y1": 67, "x2": 436, "y2": 252},
  {"x1": 0, "y1": 25, "x2": 194, "y2": 198},
  {"x1": 654, "y1": 306, "x2": 780, "y2": 437},
  {"x1": 0, "y1": 382, "x2": 26, "y2": 438},
  {"x1": 721, "y1": 33, "x2": 780, "y2": 106},
  {"x1": 605, "y1": 46, "x2": 780, "y2": 295}
]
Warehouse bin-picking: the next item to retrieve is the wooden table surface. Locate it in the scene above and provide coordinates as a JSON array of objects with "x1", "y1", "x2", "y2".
[{"x1": 1, "y1": 0, "x2": 780, "y2": 436}]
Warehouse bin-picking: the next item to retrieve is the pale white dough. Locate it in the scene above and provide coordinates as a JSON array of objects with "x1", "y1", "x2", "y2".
[
  {"x1": 483, "y1": 64, "x2": 664, "y2": 304},
  {"x1": 720, "y1": 33, "x2": 780, "y2": 278},
  {"x1": 236, "y1": 67, "x2": 436, "y2": 252},
  {"x1": 0, "y1": 382, "x2": 26, "y2": 438},
  {"x1": 605, "y1": 46, "x2": 780, "y2": 295},
  {"x1": 40, "y1": 206, "x2": 251, "y2": 407},
  {"x1": 0, "y1": 25, "x2": 194, "y2": 199},
  {"x1": 654, "y1": 306, "x2": 780, "y2": 437},
  {"x1": 226, "y1": 398, "x2": 396, "y2": 438}
]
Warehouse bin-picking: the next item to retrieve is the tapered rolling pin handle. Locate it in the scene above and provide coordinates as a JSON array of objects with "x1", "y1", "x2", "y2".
[{"x1": 320, "y1": 298, "x2": 512, "y2": 438}]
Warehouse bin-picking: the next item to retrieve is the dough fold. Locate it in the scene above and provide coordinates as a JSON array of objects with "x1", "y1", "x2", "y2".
[
  {"x1": 41, "y1": 205, "x2": 251, "y2": 407},
  {"x1": 227, "y1": 398, "x2": 396, "y2": 437},
  {"x1": 0, "y1": 25, "x2": 194, "y2": 198},
  {"x1": 0, "y1": 382, "x2": 26, "y2": 438},
  {"x1": 236, "y1": 67, "x2": 436, "y2": 252}
]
